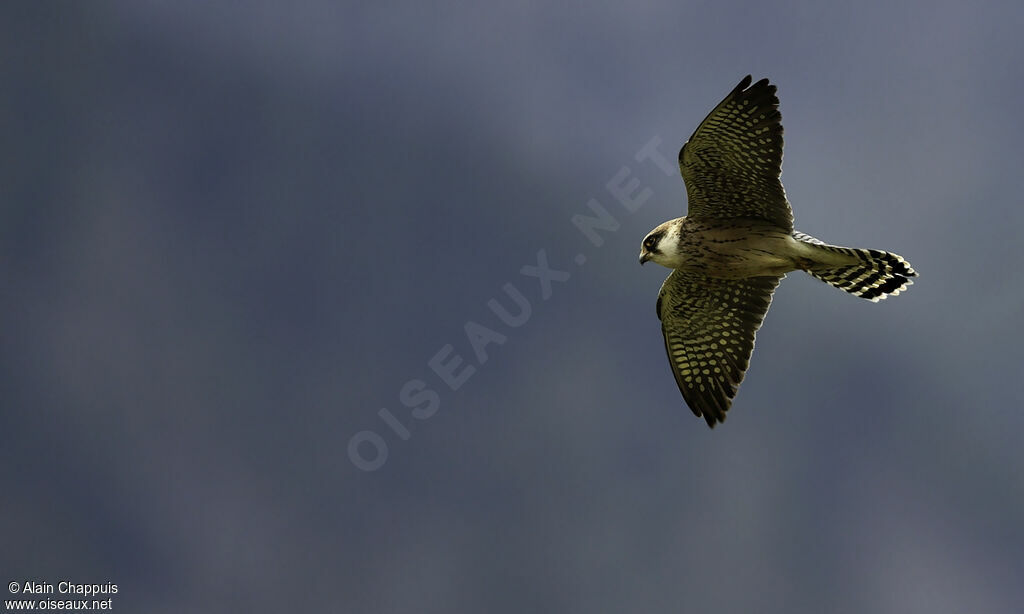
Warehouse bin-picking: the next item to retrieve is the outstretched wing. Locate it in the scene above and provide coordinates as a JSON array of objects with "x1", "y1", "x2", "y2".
[
  {"x1": 656, "y1": 270, "x2": 781, "y2": 427},
  {"x1": 679, "y1": 75, "x2": 792, "y2": 231}
]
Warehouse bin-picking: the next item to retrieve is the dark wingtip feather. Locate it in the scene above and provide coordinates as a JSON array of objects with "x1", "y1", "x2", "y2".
[{"x1": 705, "y1": 411, "x2": 725, "y2": 429}]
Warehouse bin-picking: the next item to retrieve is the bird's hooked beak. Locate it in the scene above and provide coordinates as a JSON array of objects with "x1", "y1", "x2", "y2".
[{"x1": 639, "y1": 250, "x2": 651, "y2": 265}]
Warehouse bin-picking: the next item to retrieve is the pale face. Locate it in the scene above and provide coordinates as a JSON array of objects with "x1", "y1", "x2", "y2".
[{"x1": 639, "y1": 218, "x2": 684, "y2": 269}]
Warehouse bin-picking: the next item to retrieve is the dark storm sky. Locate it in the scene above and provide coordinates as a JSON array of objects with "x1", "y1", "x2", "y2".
[{"x1": 3, "y1": 2, "x2": 1023, "y2": 612}]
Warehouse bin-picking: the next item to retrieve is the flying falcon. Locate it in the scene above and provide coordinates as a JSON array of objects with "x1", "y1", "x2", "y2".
[{"x1": 639, "y1": 75, "x2": 916, "y2": 428}]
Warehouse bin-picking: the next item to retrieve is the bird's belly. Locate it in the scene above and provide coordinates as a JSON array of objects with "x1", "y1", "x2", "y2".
[{"x1": 684, "y1": 225, "x2": 798, "y2": 278}]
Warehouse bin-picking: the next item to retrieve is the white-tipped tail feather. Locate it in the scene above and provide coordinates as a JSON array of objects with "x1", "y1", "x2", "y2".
[{"x1": 793, "y1": 231, "x2": 916, "y2": 302}]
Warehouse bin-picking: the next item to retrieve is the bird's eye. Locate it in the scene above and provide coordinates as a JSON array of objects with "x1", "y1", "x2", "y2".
[{"x1": 644, "y1": 237, "x2": 655, "y2": 249}]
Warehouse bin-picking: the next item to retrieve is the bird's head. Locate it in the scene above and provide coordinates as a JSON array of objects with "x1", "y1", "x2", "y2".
[{"x1": 639, "y1": 218, "x2": 684, "y2": 268}]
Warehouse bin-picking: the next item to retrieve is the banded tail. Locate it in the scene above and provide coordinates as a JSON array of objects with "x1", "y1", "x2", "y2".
[{"x1": 793, "y1": 231, "x2": 917, "y2": 302}]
